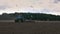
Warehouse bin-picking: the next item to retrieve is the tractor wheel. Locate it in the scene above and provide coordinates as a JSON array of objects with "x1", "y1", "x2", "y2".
[
  {"x1": 20, "y1": 19, "x2": 24, "y2": 23},
  {"x1": 15, "y1": 19, "x2": 19, "y2": 23}
]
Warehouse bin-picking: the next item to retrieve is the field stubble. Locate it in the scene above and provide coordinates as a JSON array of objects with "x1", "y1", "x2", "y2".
[{"x1": 0, "y1": 21, "x2": 60, "y2": 34}]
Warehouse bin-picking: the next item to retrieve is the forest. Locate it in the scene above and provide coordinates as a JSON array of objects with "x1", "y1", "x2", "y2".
[{"x1": 2, "y1": 13, "x2": 60, "y2": 21}]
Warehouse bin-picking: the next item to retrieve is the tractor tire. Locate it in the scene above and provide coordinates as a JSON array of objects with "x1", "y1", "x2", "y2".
[
  {"x1": 15, "y1": 19, "x2": 19, "y2": 23},
  {"x1": 20, "y1": 19, "x2": 24, "y2": 22}
]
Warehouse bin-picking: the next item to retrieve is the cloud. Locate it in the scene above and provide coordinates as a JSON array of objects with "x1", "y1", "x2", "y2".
[
  {"x1": 0, "y1": 5, "x2": 7, "y2": 10},
  {"x1": 0, "y1": 0, "x2": 60, "y2": 15}
]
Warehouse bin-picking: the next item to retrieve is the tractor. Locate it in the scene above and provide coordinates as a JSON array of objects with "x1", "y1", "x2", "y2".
[
  {"x1": 15, "y1": 13, "x2": 33, "y2": 23},
  {"x1": 15, "y1": 15, "x2": 25, "y2": 23}
]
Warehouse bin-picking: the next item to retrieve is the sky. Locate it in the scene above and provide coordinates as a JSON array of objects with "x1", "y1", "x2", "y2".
[{"x1": 0, "y1": 0, "x2": 60, "y2": 15}]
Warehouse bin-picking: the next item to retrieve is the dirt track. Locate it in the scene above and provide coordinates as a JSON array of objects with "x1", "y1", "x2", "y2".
[{"x1": 0, "y1": 21, "x2": 60, "y2": 34}]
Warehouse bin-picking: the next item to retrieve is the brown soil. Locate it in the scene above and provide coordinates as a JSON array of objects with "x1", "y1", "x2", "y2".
[{"x1": 0, "y1": 21, "x2": 60, "y2": 34}]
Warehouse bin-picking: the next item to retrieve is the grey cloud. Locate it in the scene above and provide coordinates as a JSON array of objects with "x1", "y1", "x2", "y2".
[
  {"x1": 54, "y1": 0, "x2": 60, "y2": 3},
  {"x1": 0, "y1": 5, "x2": 8, "y2": 10}
]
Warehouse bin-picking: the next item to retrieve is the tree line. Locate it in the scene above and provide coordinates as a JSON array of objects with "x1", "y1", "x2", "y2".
[
  {"x1": 2, "y1": 13, "x2": 60, "y2": 21},
  {"x1": 14, "y1": 13, "x2": 60, "y2": 21}
]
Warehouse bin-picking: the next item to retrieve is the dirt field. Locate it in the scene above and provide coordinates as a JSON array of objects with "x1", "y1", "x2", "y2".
[{"x1": 0, "y1": 21, "x2": 60, "y2": 34}]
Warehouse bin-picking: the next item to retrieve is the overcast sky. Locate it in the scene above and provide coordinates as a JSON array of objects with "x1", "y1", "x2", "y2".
[{"x1": 0, "y1": 0, "x2": 60, "y2": 15}]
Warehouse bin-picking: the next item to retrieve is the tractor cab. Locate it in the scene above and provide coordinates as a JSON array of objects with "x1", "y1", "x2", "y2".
[{"x1": 15, "y1": 15, "x2": 25, "y2": 22}]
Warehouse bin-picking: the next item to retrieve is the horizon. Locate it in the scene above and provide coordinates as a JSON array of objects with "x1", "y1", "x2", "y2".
[{"x1": 1, "y1": 11, "x2": 59, "y2": 16}]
